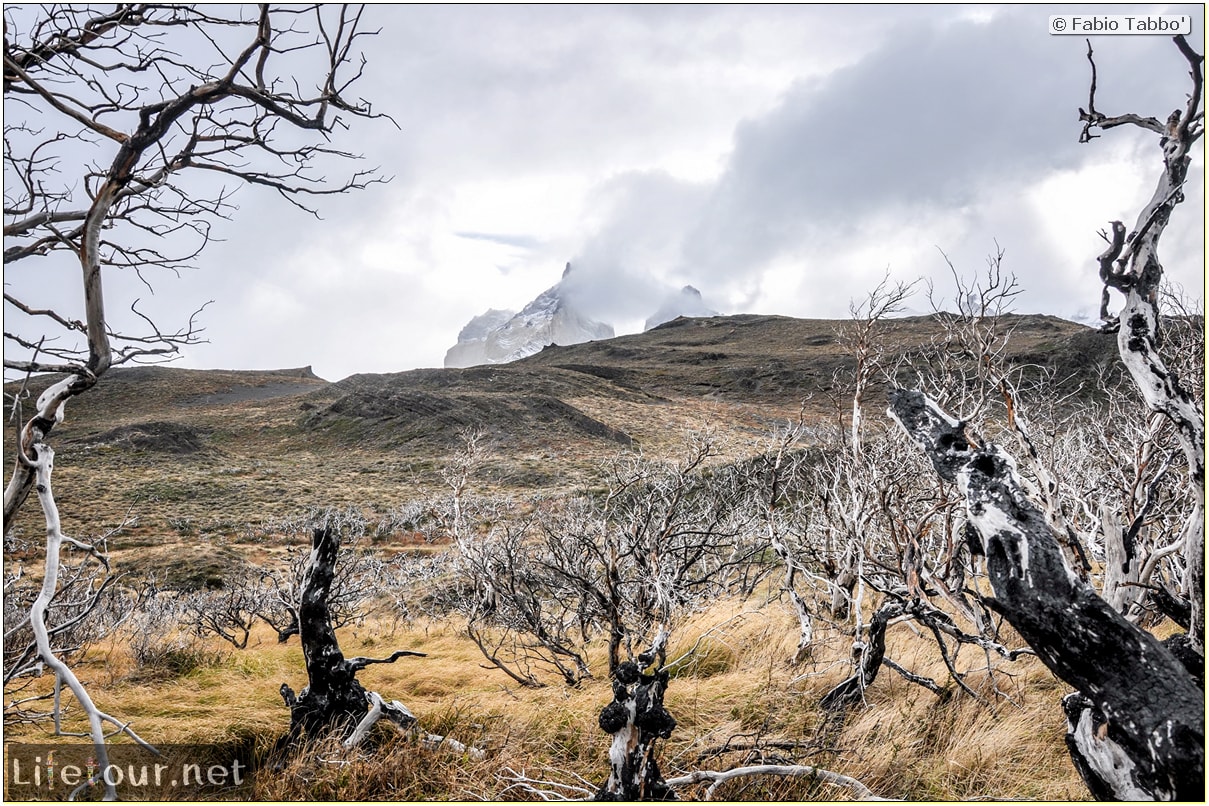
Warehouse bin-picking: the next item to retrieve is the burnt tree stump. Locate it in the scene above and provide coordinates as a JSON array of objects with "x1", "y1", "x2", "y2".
[
  {"x1": 596, "y1": 632, "x2": 677, "y2": 801},
  {"x1": 276, "y1": 524, "x2": 425, "y2": 751}
]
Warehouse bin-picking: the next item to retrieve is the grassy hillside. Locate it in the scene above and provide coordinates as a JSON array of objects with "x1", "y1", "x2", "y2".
[
  {"x1": 2, "y1": 313, "x2": 1119, "y2": 799},
  {"x1": 2, "y1": 313, "x2": 1116, "y2": 547}
]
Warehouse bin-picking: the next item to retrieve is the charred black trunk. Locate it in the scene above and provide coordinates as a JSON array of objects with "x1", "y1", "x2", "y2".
[
  {"x1": 276, "y1": 525, "x2": 369, "y2": 748},
  {"x1": 818, "y1": 601, "x2": 902, "y2": 712},
  {"x1": 274, "y1": 524, "x2": 427, "y2": 753},
  {"x1": 596, "y1": 629, "x2": 677, "y2": 802},
  {"x1": 890, "y1": 388, "x2": 1204, "y2": 800}
]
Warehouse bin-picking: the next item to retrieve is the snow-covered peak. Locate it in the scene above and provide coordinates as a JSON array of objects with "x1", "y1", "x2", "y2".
[
  {"x1": 444, "y1": 266, "x2": 614, "y2": 368},
  {"x1": 457, "y1": 308, "x2": 515, "y2": 341},
  {"x1": 444, "y1": 309, "x2": 516, "y2": 369}
]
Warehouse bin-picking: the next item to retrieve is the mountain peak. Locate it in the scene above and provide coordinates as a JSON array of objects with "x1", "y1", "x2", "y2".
[
  {"x1": 644, "y1": 285, "x2": 719, "y2": 331},
  {"x1": 445, "y1": 266, "x2": 613, "y2": 368}
]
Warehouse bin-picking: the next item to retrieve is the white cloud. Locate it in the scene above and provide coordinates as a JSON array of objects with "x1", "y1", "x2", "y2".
[{"x1": 7, "y1": 5, "x2": 1203, "y2": 380}]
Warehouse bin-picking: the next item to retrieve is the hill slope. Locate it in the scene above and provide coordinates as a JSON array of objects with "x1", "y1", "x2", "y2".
[{"x1": 3, "y1": 313, "x2": 1117, "y2": 546}]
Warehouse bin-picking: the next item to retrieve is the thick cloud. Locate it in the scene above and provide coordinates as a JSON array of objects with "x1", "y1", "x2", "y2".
[
  {"x1": 5, "y1": 5, "x2": 1203, "y2": 380},
  {"x1": 578, "y1": 10, "x2": 1202, "y2": 317},
  {"x1": 558, "y1": 7, "x2": 1204, "y2": 334},
  {"x1": 561, "y1": 171, "x2": 710, "y2": 328}
]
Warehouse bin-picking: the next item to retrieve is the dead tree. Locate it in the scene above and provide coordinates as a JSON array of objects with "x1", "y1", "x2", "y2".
[
  {"x1": 891, "y1": 388, "x2": 1203, "y2": 800},
  {"x1": 277, "y1": 521, "x2": 425, "y2": 747},
  {"x1": 595, "y1": 629, "x2": 677, "y2": 801},
  {"x1": 791, "y1": 275, "x2": 1037, "y2": 712},
  {"x1": 1070, "y1": 376, "x2": 1200, "y2": 625},
  {"x1": 578, "y1": 438, "x2": 757, "y2": 676},
  {"x1": 442, "y1": 429, "x2": 592, "y2": 688},
  {"x1": 746, "y1": 411, "x2": 818, "y2": 665},
  {"x1": 2, "y1": 6, "x2": 389, "y2": 792},
  {"x1": 819, "y1": 276, "x2": 918, "y2": 624},
  {"x1": 181, "y1": 572, "x2": 264, "y2": 650},
  {"x1": 450, "y1": 431, "x2": 759, "y2": 687},
  {"x1": 258, "y1": 536, "x2": 384, "y2": 644},
  {"x1": 817, "y1": 600, "x2": 903, "y2": 712},
  {"x1": 1080, "y1": 35, "x2": 1205, "y2": 655},
  {"x1": 511, "y1": 630, "x2": 887, "y2": 803},
  {"x1": 3, "y1": 551, "x2": 127, "y2": 723},
  {"x1": 275, "y1": 519, "x2": 485, "y2": 761},
  {"x1": 4, "y1": 4, "x2": 390, "y2": 521}
]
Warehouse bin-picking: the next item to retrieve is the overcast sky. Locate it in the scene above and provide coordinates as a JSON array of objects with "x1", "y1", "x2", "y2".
[{"x1": 6, "y1": 4, "x2": 1206, "y2": 381}]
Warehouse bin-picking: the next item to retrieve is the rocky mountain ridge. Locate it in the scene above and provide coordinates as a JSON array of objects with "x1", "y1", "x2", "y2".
[{"x1": 644, "y1": 285, "x2": 719, "y2": 331}]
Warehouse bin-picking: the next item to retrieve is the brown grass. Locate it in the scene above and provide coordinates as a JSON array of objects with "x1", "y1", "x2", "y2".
[{"x1": 5, "y1": 597, "x2": 1088, "y2": 801}]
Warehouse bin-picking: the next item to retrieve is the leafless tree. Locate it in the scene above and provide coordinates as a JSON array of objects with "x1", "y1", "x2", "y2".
[
  {"x1": 1079, "y1": 33, "x2": 1205, "y2": 649},
  {"x1": 917, "y1": 253, "x2": 1200, "y2": 638},
  {"x1": 568, "y1": 434, "x2": 758, "y2": 674},
  {"x1": 817, "y1": 246, "x2": 1201, "y2": 793},
  {"x1": 257, "y1": 533, "x2": 386, "y2": 644},
  {"x1": 511, "y1": 615, "x2": 886, "y2": 801},
  {"x1": 445, "y1": 430, "x2": 784, "y2": 797},
  {"x1": 3, "y1": 555, "x2": 126, "y2": 721},
  {"x1": 275, "y1": 512, "x2": 482, "y2": 761},
  {"x1": 817, "y1": 277, "x2": 916, "y2": 626},
  {"x1": 275, "y1": 517, "x2": 419, "y2": 746},
  {"x1": 743, "y1": 408, "x2": 820, "y2": 665},
  {"x1": 4, "y1": 3, "x2": 390, "y2": 513},
  {"x1": 889, "y1": 35, "x2": 1203, "y2": 800},
  {"x1": 457, "y1": 508, "x2": 595, "y2": 688},
  {"x1": 449, "y1": 430, "x2": 761, "y2": 689},
  {"x1": 180, "y1": 571, "x2": 264, "y2": 649},
  {"x1": 1047, "y1": 369, "x2": 1198, "y2": 629},
  {"x1": 438, "y1": 428, "x2": 571, "y2": 687},
  {"x1": 751, "y1": 276, "x2": 1032, "y2": 715},
  {"x1": 2, "y1": 5, "x2": 389, "y2": 796}
]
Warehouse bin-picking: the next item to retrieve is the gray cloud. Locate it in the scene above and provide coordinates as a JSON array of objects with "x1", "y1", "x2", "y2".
[
  {"x1": 6, "y1": 5, "x2": 1202, "y2": 380},
  {"x1": 564, "y1": 7, "x2": 1204, "y2": 324}
]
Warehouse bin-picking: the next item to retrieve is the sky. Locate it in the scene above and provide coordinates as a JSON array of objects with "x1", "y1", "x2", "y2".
[{"x1": 4, "y1": 4, "x2": 1206, "y2": 382}]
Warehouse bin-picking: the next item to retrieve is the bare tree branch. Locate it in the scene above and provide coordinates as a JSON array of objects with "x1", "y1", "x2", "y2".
[
  {"x1": 666, "y1": 764, "x2": 889, "y2": 801},
  {"x1": 2, "y1": 6, "x2": 391, "y2": 793},
  {"x1": 1080, "y1": 35, "x2": 1205, "y2": 657}
]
